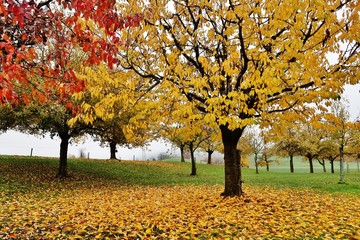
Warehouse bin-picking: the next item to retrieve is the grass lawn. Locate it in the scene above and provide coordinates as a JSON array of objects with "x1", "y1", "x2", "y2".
[{"x1": 0, "y1": 155, "x2": 359, "y2": 239}]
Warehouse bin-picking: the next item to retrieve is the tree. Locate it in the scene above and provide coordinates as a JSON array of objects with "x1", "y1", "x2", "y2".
[
  {"x1": 159, "y1": 99, "x2": 208, "y2": 175},
  {"x1": 119, "y1": 0, "x2": 360, "y2": 196},
  {"x1": 258, "y1": 134, "x2": 278, "y2": 172},
  {"x1": 297, "y1": 118, "x2": 330, "y2": 174},
  {"x1": 324, "y1": 99, "x2": 359, "y2": 183},
  {"x1": 319, "y1": 139, "x2": 339, "y2": 173},
  {"x1": 73, "y1": 64, "x2": 151, "y2": 160},
  {"x1": 199, "y1": 124, "x2": 222, "y2": 164},
  {"x1": 1, "y1": 0, "x2": 135, "y2": 176},
  {"x1": 242, "y1": 127, "x2": 264, "y2": 174},
  {"x1": 266, "y1": 111, "x2": 304, "y2": 173},
  {"x1": 1, "y1": 0, "x2": 142, "y2": 125}
]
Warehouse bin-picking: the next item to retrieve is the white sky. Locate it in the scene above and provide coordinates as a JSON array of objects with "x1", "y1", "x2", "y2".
[{"x1": 0, "y1": 84, "x2": 359, "y2": 160}]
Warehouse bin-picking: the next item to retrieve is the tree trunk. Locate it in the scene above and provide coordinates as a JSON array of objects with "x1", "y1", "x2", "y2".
[
  {"x1": 110, "y1": 141, "x2": 117, "y2": 159},
  {"x1": 339, "y1": 145, "x2": 345, "y2": 183},
  {"x1": 58, "y1": 133, "x2": 70, "y2": 178},
  {"x1": 289, "y1": 154, "x2": 294, "y2": 173},
  {"x1": 309, "y1": 157, "x2": 314, "y2": 173},
  {"x1": 254, "y1": 153, "x2": 259, "y2": 174},
  {"x1": 189, "y1": 142, "x2": 196, "y2": 176},
  {"x1": 330, "y1": 159, "x2": 335, "y2": 174},
  {"x1": 220, "y1": 125, "x2": 244, "y2": 197},
  {"x1": 264, "y1": 154, "x2": 269, "y2": 172},
  {"x1": 180, "y1": 144, "x2": 185, "y2": 162},
  {"x1": 207, "y1": 150, "x2": 214, "y2": 164},
  {"x1": 317, "y1": 159, "x2": 326, "y2": 173}
]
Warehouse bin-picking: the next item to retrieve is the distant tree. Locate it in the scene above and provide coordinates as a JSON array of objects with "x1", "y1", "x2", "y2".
[
  {"x1": 199, "y1": 123, "x2": 222, "y2": 165},
  {"x1": 238, "y1": 126, "x2": 265, "y2": 174},
  {"x1": 73, "y1": 64, "x2": 154, "y2": 160},
  {"x1": 324, "y1": 100, "x2": 360, "y2": 183},
  {"x1": 158, "y1": 152, "x2": 171, "y2": 161},
  {"x1": 298, "y1": 118, "x2": 329, "y2": 174},
  {"x1": 258, "y1": 132, "x2": 278, "y2": 172},
  {"x1": 318, "y1": 139, "x2": 339, "y2": 173},
  {"x1": 268, "y1": 112, "x2": 304, "y2": 173}
]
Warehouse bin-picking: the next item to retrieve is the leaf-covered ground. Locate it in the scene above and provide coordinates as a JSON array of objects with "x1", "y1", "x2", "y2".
[{"x1": 1, "y1": 157, "x2": 359, "y2": 239}]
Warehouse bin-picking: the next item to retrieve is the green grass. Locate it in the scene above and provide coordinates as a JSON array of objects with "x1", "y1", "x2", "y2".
[{"x1": 0, "y1": 155, "x2": 359, "y2": 196}]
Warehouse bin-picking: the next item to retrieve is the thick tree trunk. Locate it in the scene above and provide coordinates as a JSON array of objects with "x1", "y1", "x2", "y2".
[
  {"x1": 330, "y1": 160, "x2": 335, "y2": 174},
  {"x1": 58, "y1": 134, "x2": 70, "y2": 178},
  {"x1": 190, "y1": 142, "x2": 196, "y2": 176},
  {"x1": 220, "y1": 125, "x2": 244, "y2": 197},
  {"x1": 207, "y1": 150, "x2": 214, "y2": 164},
  {"x1": 309, "y1": 157, "x2": 314, "y2": 173},
  {"x1": 110, "y1": 141, "x2": 117, "y2": 159},
  {"x1": 254, "y1": 153, "x2": 259, "y2": 174},
  {"x1": 289, "y1": 154, "x2": 294, "y2": 173},
  {"x1": 180, "y1": 144, "x2": 185, "y2": 162}
]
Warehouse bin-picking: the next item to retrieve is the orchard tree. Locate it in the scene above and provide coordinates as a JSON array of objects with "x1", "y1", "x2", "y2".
[
  {"x1": 298, "y1": 117, "x2": 330, "y2": 173},
  {"x1": 240, "y1": 127, "x2": 264, "y2": 174},
  {"x1": 8, "y1": 48, "x2": 89, "y2": 177},
  {"x1": 267, "y1": 111, "x2": 304, "y2": 173},
  {"x1": 258, "y1": 132, "x2": 278, "y2": 172},
  {"x1": 119, "y1": 0, "x2": 360, "y2": 196},
  {"x1": 1, "y1": 0, "x2": 142, "y2": 176},
  {"x1": 199, "y1": 124, "x2": 222, "y2": 164},
  {"x1": 73, "y1": 64, "x2": 152, "y2": 160},
  {"x1": 1, "y1": 0, "x2": 133, "y2": 102},
  {"x1": 158, "y1": 98, "x2": 208, "y2": 175},
  {"x1": 324, "y1": 99, "x2": 360, "y2": 183},
  {"x1": 319, "y1": 139, "x2": 339, "y2": 173}
]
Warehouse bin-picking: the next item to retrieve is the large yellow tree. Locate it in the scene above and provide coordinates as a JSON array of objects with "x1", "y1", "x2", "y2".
[{"x1": 117, "y1": 0, "x2": 359, "y2": 196}]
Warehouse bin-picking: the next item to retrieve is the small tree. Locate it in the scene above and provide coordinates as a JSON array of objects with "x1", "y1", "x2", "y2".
[
  {"x1": 238, "y1": 126, "x2": 265, "y2": 174},
  {"x1": 199, "y1": 124, "x2": 222, "y2": 165},
  {"x1": 324, "y1": 100, "x2": 359, "y2": 183},
  {"x1": 298, "y1": 119, "x2": 329, "y2": 174}
]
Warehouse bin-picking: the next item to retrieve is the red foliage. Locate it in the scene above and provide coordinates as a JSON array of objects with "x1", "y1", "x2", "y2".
[{"x1": 1, "y1": 0, "x2": 142, "y2": 105}]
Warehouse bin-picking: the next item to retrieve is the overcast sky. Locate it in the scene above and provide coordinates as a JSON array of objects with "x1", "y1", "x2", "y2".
[{"x1": 0, "y1": 84, "x2": 359, "y2": 160}]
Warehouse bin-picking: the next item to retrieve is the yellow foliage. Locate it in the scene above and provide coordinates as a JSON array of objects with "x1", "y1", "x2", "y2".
[{"x1": 1, "y1": 185, "x2": 359, "y2": 239}]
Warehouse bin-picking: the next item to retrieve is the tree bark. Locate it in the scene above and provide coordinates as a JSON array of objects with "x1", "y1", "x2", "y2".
[
  {"x1": 330, "y1": 159, "x2": 335, "y2": 174},
  {"x1": 110, "y1": 141, "x2": 117, "y2": 159},
  {"x1": 220, "y1": 125, "x2": 244, "y2": 197},
  {"x1": 318, "y1": 159, "x2": 326, "y2": 173},
  {"x1": 180, "y1": 144, "x2": 185, "y2": 162},
  {"x1": 207, "y1": 150, "x2": 214, "y2": 164},
  {"x1": 309, "y1": 157, "x2": 314, "y2": 173},
  {"x1": 58, "y1": 133, "x2": 70, "y2": 178},
  {"x1": 189, "y1": 142, "x2": 196, "y2": 176},
  {"x1": 289, "y1": 154, "x2": 294, "y2": 173}
]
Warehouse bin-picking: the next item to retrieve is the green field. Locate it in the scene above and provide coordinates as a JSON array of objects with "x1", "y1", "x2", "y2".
[
  {"x1": 1, "y1": 155, "x2": 360, "y2": 239},
  {"x1": 1, "y1": 155, "x2": 359, "y2": 195}
]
